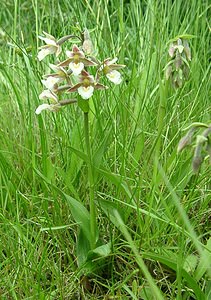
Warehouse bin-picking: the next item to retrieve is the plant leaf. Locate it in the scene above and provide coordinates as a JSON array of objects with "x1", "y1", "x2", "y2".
[
  {"x1": 183, "y1": 254, "x2": 198, "y2": 273},
  {"x1": 68, "y1": 146, "x2": 88, "y2": 163},
  {"x1": 93, "y1": 128, "x2": 112, "y2": 169},
  {"x1": 143, "y1": 252, "x2": 205, "y2": 300},
  {"x1": 76, "y1": 228, "x2": 91, "y2": 267},
  {"x1": 97, "y1": 167, "x2": 133, "y2": 199},
  {"x1": 89, "y1": 242, "x2": 111, "y2": 258},
  {"x1": 78, "y1": 98, "x2": 90, "y2": 113},
  {"x1": 194, "y1": 237, "x2": 211, "y2": 281},
  {"x1": 98, "y1": 198, "x2": 126, "y2": 227},
  {"x1": 64, "y1": 193, "x2": 90, "y2": 239}
]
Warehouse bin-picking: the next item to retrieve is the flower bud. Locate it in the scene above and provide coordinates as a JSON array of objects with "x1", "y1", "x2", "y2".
[
  {"x1": 177, "y1": 134, "x2": 190, "y2": 153},
  {"x1": 168, "y1": 43, "x2": 175, "y2": 57},
  {"x1": 183, "y1": 40, "x2": 191, "y2": 61},
  {"x1": 177, "y1": 127, "x2": 195, "y2": 153},
  {"x1": 196, "y1": 135, "x2": 207, "y2": 145},
  {"x1": 82, "y1": 28, "x2": 93, "y2": 55},
  {"x1": 165, "y1": 65, "x2": 172, "y2": 80},
  {"x1": 175, "y1": 53, "x2": 182, "y2": 70},
  {"x1": 206, "y1": 143, "x2": 211, "y2": 164},
  {"x1": 192, "y1": 155, "x2": 202, "y2": 173}
]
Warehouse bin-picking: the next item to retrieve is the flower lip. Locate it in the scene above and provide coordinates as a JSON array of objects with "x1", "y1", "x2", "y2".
[
  {"x1": 78, "y1": 86, "x2": 94, "y2": 99},
  {"x1": 106, "y1": 70, "x2": 122, "y2": 84},
  {"x1": 69, "y1": 61, "x2": 84, "y2": 76}
]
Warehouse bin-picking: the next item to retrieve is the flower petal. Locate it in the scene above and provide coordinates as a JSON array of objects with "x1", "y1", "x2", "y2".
[
  {"x1": 66, "y1": 50, "x2": 74, "y2": 58},
  {"x1": 81, "y1": 57, "x2": 97, "y2": 66},
  {"x1": 58, "y1": 58, "x2": 72, "y2": 67},
  {"x1": 168, "y1": 44, "x2": 175, "y2": 57},
  {"x1": 72, "y1": 44, "x2": 80, "y2": 53},
  {"x1": 69, "y1": 62, "x2": 84, "y2": 76},
  {"x1": 108, "y1": 57, "x2": 118, "y2": 65},
  {"x1": 37, "y1": 46, "x2": 57, "y2": 61},
  {"x1": 94, "y1": 83, "x2": 108, "y2": 90},
  {"x1": 38, "y1": 37, "x2": 57, "y2": 46},
  {"x1": 78, "y1": 86, "x2": 94, "y2": 99},
  {"x1": 35, "y1": 103, "x2": 60, "y2": 114},
  {"x1": 55, "y1": 45, "x2": 62, "y2": 57},
  {"x1": 49, "y1": 63, "x2": 60, "y2": 72},
  {"x1": 109, "y1": 63, "x2": 126, "y2": 70},
  {"x1": 39, "y1": 90, "x2": 58, "y2": 102},
  {"x1": 37, "y1": 49, "x2": 51, "y2": 61},
  {"x1": 106, "y1": 70, "x2": 122, "y2": 84},
  {"x1": 68, "y1": 83, "x2": 82, "y2": 93},
  {"x1": 41, "y1": 76, "x2": 60, "y2": 90},
  {"x1": 42, "y1": 31, "x2": 56, "y2": 40},
  {"x1": 176, "y1": 45, "x2": 184, "y2": 54}
]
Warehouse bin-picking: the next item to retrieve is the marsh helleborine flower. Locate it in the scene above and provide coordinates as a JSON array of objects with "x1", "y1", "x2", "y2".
[
  {"x1": 59, "y1": 44, "x2": 97, "y2": 76},
  {"x1": 98, "y1": 58, "x2": 125, "y2": 84},
  {"x1": 68, "y1": 70, "x2": 108, "y2": 99},
  {"x1": 37, "y1": 32, "x2": 62, "y2": 61}
]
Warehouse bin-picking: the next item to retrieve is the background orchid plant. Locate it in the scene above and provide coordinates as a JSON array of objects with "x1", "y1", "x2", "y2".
[{"x1": 36, "y1": 28, "x2": 125, "y2": 273}]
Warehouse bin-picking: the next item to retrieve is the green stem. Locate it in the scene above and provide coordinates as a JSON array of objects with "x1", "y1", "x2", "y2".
[
  {"x1": 84, "y1": 112, "x2": 96, "y2": 249},
  {"x1": 153, "y1": 79, "x2": 168, "y2": 184}
]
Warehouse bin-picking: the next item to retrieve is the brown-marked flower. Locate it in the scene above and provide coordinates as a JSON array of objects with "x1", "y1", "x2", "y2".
[
  {"x1": 59, "y1": 44, "x2": 97, "y2": 76},
  {"x1": 68, "y1": 70, "x2": 107, "y2": 99},
  {"x1": 37, "y1": 32, "x2": 62, "y2": 61},
  {"x1": 43, "y1": 64, "x2": 72, "y2": 86},
  {"x1": 99, "y1": 58, "x2": 125, "y2": 84}
]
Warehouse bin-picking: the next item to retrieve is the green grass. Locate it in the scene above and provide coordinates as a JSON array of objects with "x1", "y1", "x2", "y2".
[{"x1": 0, "y1": 0, "x2": 210, "y2": 299}]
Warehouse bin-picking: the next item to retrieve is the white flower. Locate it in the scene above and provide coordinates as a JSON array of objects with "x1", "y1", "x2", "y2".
[
  {"x1": 35, "y1": 103, "x2": 60, "y2": 114},
  {"x1": 78, "y1": 86, "x2": 94, "y2": 99},
  {"x1": 39, "y1": 90, "x2": 58, "y2": 102},
  {"x1": 37, "y1": 32, "x2": 61, "y2": 61},
  {"x1": 106, "y1": 70, "x2": 122, "y2": 84},
  {"x1": 41, "y1": 76, "x2": 61, "y2": 90},
  {"x1": 69, "y1": 62, "x2": 84, "y2": 76}
]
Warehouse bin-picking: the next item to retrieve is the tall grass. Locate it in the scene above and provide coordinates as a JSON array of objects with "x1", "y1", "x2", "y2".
[{"x1": 0, "y1": 0, "x2": 210, "y2": 299}]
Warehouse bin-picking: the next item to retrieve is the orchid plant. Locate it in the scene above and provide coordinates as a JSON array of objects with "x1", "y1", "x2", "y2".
[
  {"x1": 165, "y1": 36, "x2": 192, "y2": 89},
  {"x1": 36, "y1": 28, "x2": 125, "y2": 272},
  {"x1": 36, "y1": 29, "x2": 125, "y2": 114}
]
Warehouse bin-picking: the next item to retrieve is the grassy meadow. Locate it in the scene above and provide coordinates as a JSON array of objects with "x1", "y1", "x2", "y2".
[{"x1": 0, "y1": 0, "x2": 210, "y2": 299}]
